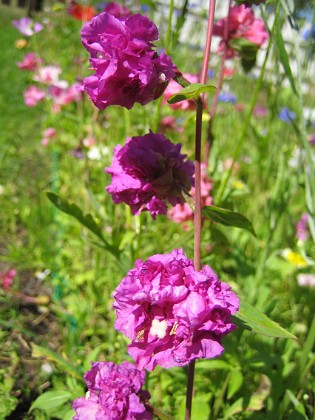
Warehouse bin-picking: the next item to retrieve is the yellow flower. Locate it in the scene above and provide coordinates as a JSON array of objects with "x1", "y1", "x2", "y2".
[
  {"x1": 282, "y1": 248, "x2": 308, "y2": 268},
  {"x1": 15, "y1": 39, "x2": 27, "y2": 49}
]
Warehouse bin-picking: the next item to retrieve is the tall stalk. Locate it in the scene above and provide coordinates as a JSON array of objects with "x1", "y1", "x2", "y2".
[{"x1": 185, "y1": 0, "x2": 216, "y2": 418}]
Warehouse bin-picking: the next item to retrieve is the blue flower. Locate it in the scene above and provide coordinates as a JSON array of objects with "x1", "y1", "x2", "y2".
[
  {"x1": 218, "y1": 92, "x2": 237, "y2": 104},
  {"x1": 303, "y1": 25, "x2": 315, "y2": 41},
  {"x1": 278, "y1": 107, "x2": 296, "y2": 123}
]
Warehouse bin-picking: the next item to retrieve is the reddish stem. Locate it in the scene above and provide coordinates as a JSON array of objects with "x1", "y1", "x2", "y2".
[{"x1": 185, "y1": 1, "x2": 216, "y2": 419}]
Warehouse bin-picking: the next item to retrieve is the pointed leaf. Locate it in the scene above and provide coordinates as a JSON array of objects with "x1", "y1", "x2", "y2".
[
  {"x1": 274, "y1": 6, "x2": 297, "y2": 95},
  {"x1": 31, "y1": 344, "x2": 83, "y2": 381},
  {"x1": 29, "y1": 390, "x2": 72, "y2": 412},
  {"x1": 46, "y1": 192, "x2": 117, "y2": 255},
  {"x1": 233, "y1": 301, "x2": 297, "y2": 339},
  {"x1": 168, "y1": 83, "x2": 216, "y2": 104},
  {"x1": 202, "y1": 205, "x2": 256, "y2": 237}
]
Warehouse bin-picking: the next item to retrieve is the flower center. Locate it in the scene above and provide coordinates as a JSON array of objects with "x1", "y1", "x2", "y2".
[{"x1": 150, "y1": 319, "x2": 168, "y2": 339}]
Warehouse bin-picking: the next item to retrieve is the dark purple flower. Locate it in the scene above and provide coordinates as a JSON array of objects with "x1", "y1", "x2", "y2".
[
  {"x1": 106, "y1": 132, "x2": 194, "y2": 219},
  {"x1": 81, "y1": 12, "x2": 175, "y2": 110},
  {"x1": 73, "y1": 361, "x2": 151, "y2": 419},
  {"x1": 113, "y1": 249, "x2": 239, "y2": 371}
]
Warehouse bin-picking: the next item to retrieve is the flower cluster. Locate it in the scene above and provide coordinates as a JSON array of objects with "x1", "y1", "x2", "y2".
[
  {"x1": 20, "y1": 64, "x2": 82, "y2": 112},
  {"x1": 106, "y1": 132, "x2": 194, "y2": 219},
  {"x1": 81, "y1": 12, "x2": 175, "y2": 109},
  {"x1": 72, "y1": 361, "x2": 151, "y2": 419},
  {"x1": 213, "y1": 4, "x2": 269, "y2": 58},
  {"x1": 113, "y1": 249, "x2": 239, "y2": 371}
]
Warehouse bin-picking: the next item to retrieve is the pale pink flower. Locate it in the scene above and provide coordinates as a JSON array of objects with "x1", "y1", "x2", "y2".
[
  {"x1": 297, "y1": 274, "x2": 315, "y2": 288},
  {"x1": 24, "y1": 85, "x2": 46, "y2": 106},
  {"x1": 41, "y1": 127, "x2": 56, "y2": 146},
  {"x1": 33, "y1": 66, "x2": 68, "y2": 88},
  {"x1": 12, "y1": 17, "x2": 43, "y2": 37}
]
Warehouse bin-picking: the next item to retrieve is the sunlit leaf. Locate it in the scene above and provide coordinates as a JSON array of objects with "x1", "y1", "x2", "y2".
[
  {"x1": 233, "y1": 301, "x2": 297, "y2": 339},
  {"x1": 202, "y1": 205, "x2": 256, "y2": 237},
  {"x1": 167, "y1": 83, "x2": 216, "y2": 104},
  {"x1": 29, "y1": 390, "x2": 72, "y2": 412}
]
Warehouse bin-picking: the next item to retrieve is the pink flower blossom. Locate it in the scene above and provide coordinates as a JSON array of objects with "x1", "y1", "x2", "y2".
[
  {"x1": 1, "y1": 269, "x2": 16, "y2": 291},
  {"x1": 24, "y1": 85, "x2": 46, "y2": 107},
  {"x1": 81, "y1": 12, "x2": 175, "y2": 110},
  {"x1": 296, "y1": 213, "x2": 310, "y2": 241},
  {"x1": 106, "y1": 132, "x2": 194, "y2": 219},
  {"x1": 104, "y1": 2, "x2": 131, "y2": 18},
  {"x1": 213, "y1": 5, "x2": 269, "y2": 58},
  {"x1": 12, "y1": 17, "x2": 43, "y2": 37},
  {"x1": 50, "y1": 84, "x2": 82, "y2": 112},
  {"x1": 113, "y1": 249, "x2": 239, "y2": 371},
  {"x1": 72, "y1": 361, "x2": 151, "y2": 419},
  {"x1": 159, "y1": 116, "x2": 183, "y2": 133},
  {"x1": 168, "y1": 164, "x2": 213, "y2": 224},
  {"x1": 33, "y1": 66, "x2": 67, "y2": 88},
  {"x1": 16, "y1": 52, "x2": 42, "y2": 71},
  {"x1": 163, "y1": 73, "x2": 199, "y2": 111},
  {"x1": 41, "y1": 127, "x2": 56, "y2": 146}
]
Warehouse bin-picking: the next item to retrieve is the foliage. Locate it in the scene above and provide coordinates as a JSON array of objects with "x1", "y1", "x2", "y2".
[{"x1": 0, "y1": 1, "x2": 314, "y2": 419}]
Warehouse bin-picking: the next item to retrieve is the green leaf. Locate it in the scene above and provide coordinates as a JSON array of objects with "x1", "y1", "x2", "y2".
[
  {"x1": 31, "y1": 344, "x2": 83, "y2": 381},
  {"x1": 202, "y1": 205, "x2": 256, "y2": 237},
  {"x1": 29, "y1": 390, "x2": 72, "y2": 412},
  {"x1": 46, "y1": 192, "x2": 117, "y2": 255},
  {"x1": 227, "y1": 369, "x2": 243, "y2": 399},
  {"x1": 167, "y1": 83, "x2": 216, "y2": 104},
  {"x1": 274, "y1": 6, "x2": 297, "y2": 95},
  {"x1": 233, "y1": 301, "x2": 297, "y2": 339}
]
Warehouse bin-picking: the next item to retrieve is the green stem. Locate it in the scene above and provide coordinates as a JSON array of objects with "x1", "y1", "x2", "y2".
[{"x1": 215, "y1": 31, "x2": 273, "y2": 204}]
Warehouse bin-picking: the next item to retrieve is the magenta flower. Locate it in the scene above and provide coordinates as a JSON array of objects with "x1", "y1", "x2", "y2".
[
  {"x1": 16, "y1": 52, "x2": 42, "y2": 71},
  {"x1": 113, "y1": 249, "x2": 239, "y2": 371},
  {"x1": 12, "y1": 17, "x2": 43, "y2": 37},
  {"x1": 104, "y1": 2, "x2": 131, "y2": 18},
  {"x1": 106, "y1": 132, "x2": 194, "y2": 219},
  {"x1": 213, "y1": 5, "x2": 269, "y2": 58},
  {"x1": 72, "y1": 361, "x2": 152, "y2": 419},
  {"x1": 24, "y1": 85, "x2": 45, "y2": 107},
  {"x1": 81, "y1": 12, "x2": 175, "y2": 109}
]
